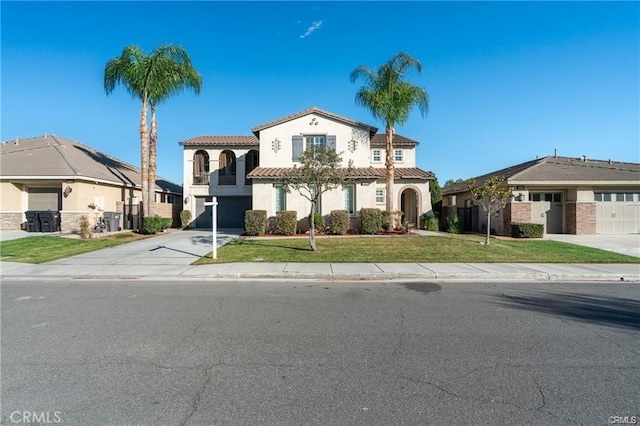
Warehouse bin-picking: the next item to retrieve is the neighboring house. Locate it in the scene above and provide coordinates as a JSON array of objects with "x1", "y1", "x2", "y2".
[
  {"x1": 441, "y1": 155, "x2": 640, "y2": 235},
  {"x1": 180, "y1": 107, "x2": 433, "y2": 229},
  {"x1": 0, "y1": 134, "x2": 182, "y2": 232}
]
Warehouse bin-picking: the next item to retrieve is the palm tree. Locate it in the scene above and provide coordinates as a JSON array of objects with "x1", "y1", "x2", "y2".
[
  {"x1": 147, "y1": 47, "x2": 202, "y2": 215},
  {"x1": 351, "y1": 52, "x2": 429, "y2": 229},
  {"x1": 104, "y1": 44, "x2": 202, "y2": 218}
]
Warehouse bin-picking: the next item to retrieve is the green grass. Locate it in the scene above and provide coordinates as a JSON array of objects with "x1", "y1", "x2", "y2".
[
  {"x1": 0, "y1": 233, "x2": 152, "y2": 264},
  {"x1": 194, "y1": 234, "x2": 640, "y2": 264}
]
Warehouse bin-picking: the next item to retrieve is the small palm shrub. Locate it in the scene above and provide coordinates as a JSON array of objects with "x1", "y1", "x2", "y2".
[{"x1": 445, "y1": 213, "x2": 461, "y2": 234}]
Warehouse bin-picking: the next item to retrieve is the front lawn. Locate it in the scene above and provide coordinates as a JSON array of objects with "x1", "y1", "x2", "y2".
[
  {"x1": 194, "y1": 234, "x2": 640, "y2": 264},
  {"x1": 0, "y1": 233, "x2": 154, "y2": 264}
]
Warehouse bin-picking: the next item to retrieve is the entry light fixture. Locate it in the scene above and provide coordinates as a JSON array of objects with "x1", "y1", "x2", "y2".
[
  {"x1": 63, "y1": 186, "x2": 72, "y2": 198},
  {"x1": 516, "y1": 193, "x2": 525, "y2": 202}
]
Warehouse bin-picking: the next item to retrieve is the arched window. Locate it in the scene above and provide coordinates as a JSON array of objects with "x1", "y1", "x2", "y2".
[
  {"x1": 245, "y1": 150, "x2": 259, "y2": 185},
  {"x1": 219, "y1": 150, "x2": 236, "y2": 185},
  {"x1": 193, "y1": 150, "x2": 210, "y2": 185}
]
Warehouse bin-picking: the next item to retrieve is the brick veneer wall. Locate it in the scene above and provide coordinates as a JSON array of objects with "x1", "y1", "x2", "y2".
[
  {"x1": 566, "y1": 202, "x2": 596, "y2": 235},
  {"x1": 0, "y1": 213, "x2": 24, "y2": 230},
  {"x1": 60, "y1": 212, "x2": 88, "y2": 233},
  {"x1": 503, "y1": 202, "x2": 532, "y2": 236}
]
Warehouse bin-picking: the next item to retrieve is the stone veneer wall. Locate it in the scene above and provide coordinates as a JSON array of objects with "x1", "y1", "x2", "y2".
[
  {"x1": 0, "y1": 212, "x2": 24, "y2": 230},
  {"x1": 60, "y1": 212, "x2": 88, "y2": 233},
  {"x1": 566, "y1": 202, "x2": 596, "y2": 235}
]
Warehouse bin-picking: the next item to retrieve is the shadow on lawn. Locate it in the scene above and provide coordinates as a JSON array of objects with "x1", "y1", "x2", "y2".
[{"x1": 493, "y1": 291, "x2": 640, "y2": 331}]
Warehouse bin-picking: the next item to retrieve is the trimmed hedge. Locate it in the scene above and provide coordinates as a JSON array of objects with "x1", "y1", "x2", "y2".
[
  {"x1": 143, "y1": 215, "x2": 172, "y2": 234},
  {"x1": 308, "y1": 212, "x2": 324, "y2": 231},
  {"x1": 180, "y1": 210, "x2": 192, "y2": 229},
  {"x1": 328, "y1": 210, "x2": 350, "y2": 235},
  {"x1": 511, "y1": 223, "x2": 544, "y2": 238},
  {"x1": 360, "y1": 208, "x2": 383, "y2": 234},
  {"x1": 244, "y1": 210, "x2": 267, "y2": 236},
  {"x1": 276, "y1": 211, "x2": 297, "y2": 235}
]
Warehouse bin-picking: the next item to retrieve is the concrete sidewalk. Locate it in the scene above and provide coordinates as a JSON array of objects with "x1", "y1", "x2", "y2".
[{"x1": 1, "y1": 228, "x2": 639, "y2": 282}]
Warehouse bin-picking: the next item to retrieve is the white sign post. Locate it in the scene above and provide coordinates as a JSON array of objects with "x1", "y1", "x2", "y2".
[{"x1": 204, "y1": 197, "x2": 218, "y2": 260}]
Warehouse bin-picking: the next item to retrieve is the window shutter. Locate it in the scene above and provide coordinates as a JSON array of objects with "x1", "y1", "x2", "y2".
[
  {"x1": 292, "y1": 135, "x2": 303, "y2": 161},
  {"x1": 327, "y1": 135, "x2": 337, "y2": 151}
]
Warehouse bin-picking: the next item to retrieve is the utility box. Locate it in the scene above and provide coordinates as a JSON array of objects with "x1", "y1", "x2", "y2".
[
  {"x1": 103, "y1": 212, "x2": 121, "y2": 232},
  {"x1": 25, "y1": 211, "x2": 40, "y2": 232}
]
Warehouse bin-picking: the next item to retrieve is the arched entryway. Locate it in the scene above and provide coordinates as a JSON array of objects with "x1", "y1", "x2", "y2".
[{"x1": 400, "y1": 188, "x2": 419, "y2": 227}]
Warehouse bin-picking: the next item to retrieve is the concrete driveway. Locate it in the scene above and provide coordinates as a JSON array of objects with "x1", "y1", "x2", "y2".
[{"x1": 545, "y1": 234, "x2": 640, "y2": 258}]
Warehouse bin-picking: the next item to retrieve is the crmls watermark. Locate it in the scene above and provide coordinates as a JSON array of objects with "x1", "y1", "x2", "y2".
[
  {"x1": 9, "y1": 411, "x2": 62, "y2": 424},
  {"x1": 609, "y1": 416, "x2": 638, "y2": 425}
]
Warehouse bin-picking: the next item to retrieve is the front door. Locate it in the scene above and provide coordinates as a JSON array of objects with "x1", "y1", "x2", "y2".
[{"x1": 400, "y1": 189, "x2": 419, "y2": 227}]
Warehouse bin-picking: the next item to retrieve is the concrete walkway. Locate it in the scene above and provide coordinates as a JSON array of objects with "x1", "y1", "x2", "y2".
[
  {"x1": 545, "y1": 234, "x2": 640, "y2": 258},
  {"x1": 1, "y1": 229, "x2": 639, "y2": 282}
]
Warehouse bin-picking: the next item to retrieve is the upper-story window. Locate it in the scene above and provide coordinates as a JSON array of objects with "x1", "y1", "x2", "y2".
[
  {"x1": 292, "y1": 135, "x2": 336, "y2": 161},
  {"x1": 245, "y1": 150, "x2": 259, "y2": 186},
  {"x1": 219, "y1": 150, "x2": 236, "y2": 185},
  {"x1": 394, "y1": 149, "x2": 403, "y2": 162},
  {"x1": 193, "y1": 150, "x2": 210, "y2": 185},
  {"x1": 372, "y1": 149, "x2": 382, "y2": 163}
]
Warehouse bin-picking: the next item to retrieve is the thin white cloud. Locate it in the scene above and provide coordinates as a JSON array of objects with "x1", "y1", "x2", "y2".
[{"x1": 299, "y1": 20, "x2": 323, "y2": 39}]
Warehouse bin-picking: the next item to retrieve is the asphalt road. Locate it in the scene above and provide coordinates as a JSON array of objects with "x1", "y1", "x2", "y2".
[{"x1": 1, "y1": 279, "x2": 638, "y2": 425}]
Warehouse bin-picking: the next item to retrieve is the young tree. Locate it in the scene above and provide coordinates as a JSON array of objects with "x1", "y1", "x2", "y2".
[
  {"x1": 104, "y1": 44, "x2": 201, "y2": 217},
  {"x1": 351, "y1": 52, "x2": 429, "y2": 230},
  {"x1": 467, "y1": 176, "x2": 514, "y2": 246},
  {"x1": 282, "y1": 147, "x2": 353, "y2": 252}
]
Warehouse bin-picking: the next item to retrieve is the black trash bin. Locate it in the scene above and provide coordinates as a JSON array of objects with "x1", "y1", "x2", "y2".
[
  {"x1": 103, "y1": 212, "x2": 121, "y2": 232},
  {"x1": 25, "y1": 211, "x2": 40, "y2": 232},
  {"x1": 39, "y1": 210, "x2": 56, "y2": 232}
]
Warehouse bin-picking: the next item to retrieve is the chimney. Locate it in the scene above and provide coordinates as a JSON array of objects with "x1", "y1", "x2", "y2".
[
  {"x1": 582, "y1": 155, "x2": 587, "y2": 162},
  {"x1": 609, "y1": 159, "x2": 613, "y2": 164},
  {"x1": 14, "y1": 137, "x2": 18, "y2": 145},
  {"x1": 554, "y1": 148, "x2": 557, "y2": 158}
]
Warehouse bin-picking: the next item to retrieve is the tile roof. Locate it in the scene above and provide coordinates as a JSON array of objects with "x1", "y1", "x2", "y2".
[
  {"x1": 251, "y1": 107, "x2": 379, "y2": 137},
  {"x1": 179, "y1": 135, "x2": 259, "y2": 146},
  {"x1": 370, "y1": 133, "x2": 419, "y2": 147},
  {"x1": 247, "y1": 167, "x2": 433, "y2": 180},
  {"x1": 1, "y1": 134, "x2": 182, "y2": 193},
  {"x1": 442, "y1": 156, "x2": 640, "y2": 194}
]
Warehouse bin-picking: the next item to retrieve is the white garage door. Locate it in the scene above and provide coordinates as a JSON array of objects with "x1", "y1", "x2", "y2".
[{"x1": 595, "y1": 192, "x2": 640, "y2": 234}]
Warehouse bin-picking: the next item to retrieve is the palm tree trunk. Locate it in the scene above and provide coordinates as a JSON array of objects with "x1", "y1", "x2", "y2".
[
  {"x1": 385, "y1": 123, "x2": 395, "y2": 230},
  {"x1": 140, "y1": 98, "x2": 149, "y2": 228},
  {"x1": 148, "y1": 103, "x2": 158, "y2": 217}
]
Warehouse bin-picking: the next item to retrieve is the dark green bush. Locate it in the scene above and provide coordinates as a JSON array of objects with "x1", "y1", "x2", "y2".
[
  {"x1": 328, "y1": 210, "x2": 350, "y2": 235},
  {"x1": 445, "y1": 214, "x2": 461, "y2": 234},
  {"x1": 275, "y1": 211, "x2": 297, "y2": 235},
  {"x1": 308, "y1": 212, "x2": 324, "y2": 231},
  {"x1": 143, "y1": 215, "x2": 172, "y2": 234},
  {"x1": 511, "y1": 223, "x2": 544, "y2": 238},
  {"x1": 244, "y1": 210, "x2": 267, "y2": 236},
  {"x1": 420, "y1": 213, "x2": 439, "y2": 231},
  {"x1": 180, "y1": 210, "x2": 192, "y2": 229},
  {"x1": 360, "y1": 208, "x2": 383, "y2": 234}
]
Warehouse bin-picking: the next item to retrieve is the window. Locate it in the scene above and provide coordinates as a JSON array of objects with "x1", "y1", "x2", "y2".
[
  {"x1": 275, "y1": 185, "x2": 286, "y2": 212},
  {"x1": 625, "y1": 193, "x2": 635, "y2": 202},
  {"x1": 529, "y1": 193, "x2": 541, "y2": 202},
  {"x1": 167, "y1": 195, "x2": 175, "y2": 204},
  {"x1": 193, "y1": 150, "x2": 210, "y2": 185},
  {"x1": 344, "y1": 185, "x2": 355, "y2": 214},
  {"x1": 394, "y1": 149, "x2": 403, "y2": 162},
  {"x1": 616, "y1": 193, "x2": 624, "y2": 202},
  {"x1": 372, "y1": 149, "x2": 382, "y2": 163},
  {"x1": 594, "y1": 193, "x2": 603, "y2": 202},
  {"x1": 544, "y1": 193, "x2": 553, "y2": 202},
  {"x1": 603, "y1": 193, "x2": 612, "y2": 202},
  {"x1": 219, "y1": 150, "x2": 236, "y2": 185},
  {"x1": 376, "y1": 188, "x2": 384, "y2": 204},
  {"x1": 245, "y1": 150, "x2": 259, "y2": 185},
  {"x1": 305, "y1": 136, "x2": 325, "y2": 157},
  {"x1": 553, "y1": 194, "x2": 562, "y2": 202}
]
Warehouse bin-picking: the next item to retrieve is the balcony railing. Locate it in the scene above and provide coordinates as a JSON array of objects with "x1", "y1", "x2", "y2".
[{"x1": 193, "y1": 175, "x2": 210, "y2": 185}]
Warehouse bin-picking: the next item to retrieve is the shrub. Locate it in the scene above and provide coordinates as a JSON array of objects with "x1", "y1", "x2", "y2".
[
  {"x1": 421, "y1": 214, "x2": 439, "y2": 232},
  {"x1": 275, "y1": 211, "x2": 297, "y2": 235},
  {"x1": 328, "y1": 210, "x2": 350, "y2": 235},
  {"x1": 244, "y1": 210, "x2": 267, "y2": 236},
  {"x1": 180, "y1": 210, "x2": 192, "y2": 229},
  {"x1": 79, "y1": 215, "x2": 92, "y2": 239},
  {"x1": 360, "y1": 208, "x2": 383, "y2": 234},
  {"x1": 445, "y1": 213, "x2": 461, "y2": 234},
  {"x1": 307, "y1": 212, "x2": 324, "y2": 231},
  {"x1": 143, "y1": 215, "x2": 172, "y2": 234},
  {"x1": 511, "y1": 223, "x2": 544, "y2": 238}
]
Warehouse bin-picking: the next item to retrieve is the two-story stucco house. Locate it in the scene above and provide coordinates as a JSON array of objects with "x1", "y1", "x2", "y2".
[{"x1": 180, "y1": 107, "x2": 433, "y2": 230}]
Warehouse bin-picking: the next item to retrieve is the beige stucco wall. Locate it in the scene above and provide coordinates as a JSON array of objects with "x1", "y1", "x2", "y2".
[{"x1": 0, "y1": 181, "x2": 24, "y2": 211}]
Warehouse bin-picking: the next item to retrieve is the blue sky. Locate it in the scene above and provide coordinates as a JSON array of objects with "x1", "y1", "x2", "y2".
[{"x1": 2, "y1": 1, "x2": 638, "y2": 186}]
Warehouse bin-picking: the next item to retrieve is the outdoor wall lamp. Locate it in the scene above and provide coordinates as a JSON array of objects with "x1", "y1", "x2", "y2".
[
  {"x1": 63, "y1": 185, "x2": 72, "y2": 198},
  {"x1": 184, "y1": 197, "x2": 189, "y2": 205},
  {"x1": 516, "y1": 193, "x2": 525, "y2": 202}
]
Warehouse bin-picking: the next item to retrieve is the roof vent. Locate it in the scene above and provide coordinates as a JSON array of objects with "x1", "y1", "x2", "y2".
[
  {"x1": 609, "y1": 159, "x2": 613, "y2": 164},
  {"x1": 554, "y1": 148, "x2": 557, "y2": 158},
  {"x1": 14, "y1": 137, "x2": 18, "y2": 145}
]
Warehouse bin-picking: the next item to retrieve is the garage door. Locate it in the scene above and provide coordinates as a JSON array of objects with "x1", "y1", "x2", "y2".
[
  {"x1": 194, "y1": 196, "x2": 252, "y2": 229},
  {"x1": 595, "y1": 192, "x2": 640, "y2": 234},
  {"x1": 28, "y1": 187, "x2": 62, "y2": 210}
]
